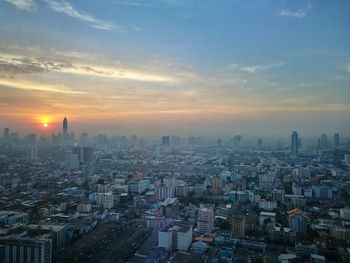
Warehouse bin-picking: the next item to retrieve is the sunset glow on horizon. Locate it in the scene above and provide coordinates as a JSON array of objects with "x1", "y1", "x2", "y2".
[{"x1": 0, "y1": 0, "x2": 350, "y2": 136}]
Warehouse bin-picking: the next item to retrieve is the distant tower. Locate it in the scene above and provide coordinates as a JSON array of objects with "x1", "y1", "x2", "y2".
[
  {"x1": 291, "y1": 131, "x2": 299, "y2": 157},
  {"x1": 3, "y1": 128, "x2": 9, "y2": 139},
  {"x1": 334, "y1": 133, "x2": 340, "y2": 148},
  {"x1": 257, "y1": 138, "x2": 263, "y2": 148},
  {"x1": 320, "y1": 134, "x2": 328, "y2": 148},
  {"x1": 162, "y1": 136, "x2": 170, "y2": 146},
  {"x1": 63, "y1": 117, "x2": 68, "y2": 137},
  {"x1": 3, "y1": 128, "x2": 10, "y2": 144},
  {"x1": 27, "y1": 145, "x2": 38, "y2": 162}
]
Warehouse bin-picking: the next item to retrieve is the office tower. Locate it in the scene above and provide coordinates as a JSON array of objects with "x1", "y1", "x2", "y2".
[
  {"x1": 291, "y1": 131, "x2": 299, "y2": 157},
  {"x1": 27, "y1": 145, "x2": 38, "y2": 162},
  {"x1": 288, "y1": 209, "x2": 309, "y2": 237},
  {"x1": 64, "y1": 151, "x2": 79, "y2": 170},
  {"x1": 257, "y1": 138, "x2": 262, "y2": 148},
  {"x1": 3, "y1": 128, "x2": 10, "y2": 139},
  {"x1": 82, "y1": 164, "x2": 94, "y2": 177},
  {"x1": 334, "y1": 133, "x2": 340, "y2": 147},
  {"x1": 320, "y1": 134, "x2": 328, "y2": 148},
  {"x1": 162, "y1": 136, "x2": 170, "y2": 146},
  {"x1": 63, "y1": 117, "x2": 68, "y2": 137},
  {"x1": 72, "y1": 145, "x2": 94, "y2": 163},
  {"x1": 232, "y1": 216, "x2": 246, "y2": 237},
  {"x1": 80, "y1": 132, "x2": 89, "y2": 145},
  {"x1": 129, "y1": 179, "x2": 150, "y2": 195},
  {"x1": 156, "y1": 184, "x2": 175, "y2": 200},
  {"x1": 0, "y1": 236, "x2": 52, "y2": 263},
  {"x1": 161, "y1": 197, "x2": 179, "y2": 218},
  {"x1": 312, "y1": 185, "x2": 333, "y2": 200},
  {"x1": 72, "y1": 145, "x2": 83, "y2": 162},
  {"x1": 158, "y1": 224, "x2": 193, "y2": 251},
  {"x1": 171, "y1": 135, "x2": 180, "y2": 145},
  {"x1": 197, "y1": 204, "x2": 214, "y2": 233},
  {"x1": 233, "y1": 135, "x2": 242, "y2": 147}
]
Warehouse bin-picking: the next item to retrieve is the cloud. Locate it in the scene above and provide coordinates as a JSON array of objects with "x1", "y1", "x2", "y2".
[
  {"x1": 43, "y1": 0, "x2": 118, "y2": 31},
  {"x1": 0, "y1": 55, "x2": 72, "y2": 77},
  {"x1": 280, "y1": 5, "x2": 311, "y2": 18},
  {"x1": 4, "y1": 0, "x2": 36, "y2": 11},
  {"x1": 0, "y1": 78, "x2": 84, "y2": 95},
  {"x1": 60, "y1": 64, "x2": 175, "y2": 82},
  {"x1": 228, "y1": 62, "x2": 284, "y2": 74},
  {"x1": 0, "y1": 53, "x2": 174, "y2": 83}
]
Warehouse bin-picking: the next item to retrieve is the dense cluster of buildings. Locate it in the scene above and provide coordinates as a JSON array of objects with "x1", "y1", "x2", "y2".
[{"x1": 0, "y1": 121, "x2": 350, "y2": 262}]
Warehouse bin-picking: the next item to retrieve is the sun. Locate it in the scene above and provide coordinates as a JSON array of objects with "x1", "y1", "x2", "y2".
[{"x1": 36, "y1": 115, "x2": 52, "y2": 129}]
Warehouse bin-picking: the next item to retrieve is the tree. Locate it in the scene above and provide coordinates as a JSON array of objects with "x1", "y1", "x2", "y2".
[{"x1": 218, "y1": 219, "x2": 231, "y2": 231}]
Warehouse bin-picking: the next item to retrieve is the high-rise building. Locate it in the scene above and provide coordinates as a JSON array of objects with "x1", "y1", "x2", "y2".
[
  {"x1": 288, "y1": 208, "x2": 309, "y2": 237},
  {"x1": 257, "y1": 138, "x2": 262, "y2": 148},
  {"x1": 158, "y1": 224, "x2": 193, "y2": 251},
  {"x1": 0, "y1": 236, "x2": 52, "y2": 263},
  {"x1": 291, "y1": 131, "x2": 299, "y2": 157},
  {"x1": 320, "y1": 134, "x2": 328, "y2": 148},
  {"x1": 232, "y1": 216, "x2": 245, "y2": 237},
  {"x1": 129, "y1": 180, "x2": 150, "y2": 195},
  {"x1": 161, "y1": 198, "x2": 179, "y2": 218},
  {"x1": 63, "y1": 117, "x2": 68, "y2": 137},
  {"x1": 27, "y1": 145, "x2": 38, "y2": 162},
  {"x1": 72, "y1": 145, "x2": 94, "y2": 163},
  {"x1": 3, "y1": 128, "x2": 10, "y2": 139},
  {"x1": 156, "y1": 185, "x2": 175, "y2": 200},
  {"x1": 64, "y1": 151, "x2": 79, "y2": 170},
  {"x1": 82, "y1": 164, "x2": 94, "y2": 177},
  {"x1": 80, "y1": 132, "x2": 89, "y2": 145},
  {"x1": 162, "y1": 136, "x2": 170, "y2": 146},
  {"x1": 334, "y1": 133, "x2": 340, "y2": 147},
  {"x1": 197, "y1": 204, "x2": 214, "y2": 234}
]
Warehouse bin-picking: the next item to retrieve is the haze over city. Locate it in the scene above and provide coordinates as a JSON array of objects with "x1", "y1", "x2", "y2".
[
  {"x1": 1, "y1": 2, "x2": 350, "y2": 263},
  {"x1": 1, "y1": 0, "x2": 350, "y2": 136}
]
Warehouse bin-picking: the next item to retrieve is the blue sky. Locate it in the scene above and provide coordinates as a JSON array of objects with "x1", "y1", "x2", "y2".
[{"x1": 0, "y1": 0, "x2": 349, "y2": 136}]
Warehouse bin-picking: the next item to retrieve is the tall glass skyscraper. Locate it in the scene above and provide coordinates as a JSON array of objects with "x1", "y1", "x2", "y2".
[
  {"x1": 63, "y1": 117, "x2": 68, "y2": 137},
  {"x1": 291, "y1": 131, "x2": 299, "y2": 157}
]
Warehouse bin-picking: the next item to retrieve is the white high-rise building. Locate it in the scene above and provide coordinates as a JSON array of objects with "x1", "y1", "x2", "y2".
[
  {"x1": 64, "y1": 151, "x2": 79, "y2": 170},
  {"x1": 197, "y1": 204, "x2": 214, "y2": 233},
  {"x1": 158, "y1": 224, "x2": 192, "y2": 251},
  {"x1": 27, "y1": 145, "x2": 38, "y2": 162},
  {"x1": 156, "y1": 185, "x2": 175, "y2": 200},
  {"x1": 96, "y1": 192, "x2": 114, "y2": 209}
]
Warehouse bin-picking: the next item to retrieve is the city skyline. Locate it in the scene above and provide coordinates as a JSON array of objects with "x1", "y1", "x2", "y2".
[{"x1": 1, "y1": 0, "x2": 350, "y2": 136}]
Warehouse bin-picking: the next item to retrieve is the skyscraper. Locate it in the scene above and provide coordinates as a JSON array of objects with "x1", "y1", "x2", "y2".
[
  {"x1": 197, "y1": 204, "x2": 214, "y2": 233},
  {"x1": 257, "y1": 138, "x2": 263, "y2": 148},
  {"x1": 334, "y1": 133, "x2": 340, "y2": 148},
  {"x1": 3, "y1": 128, "x2": 9, "y2": 139},
  {"x1": 291, "y1": 131, "x2": 299, "y2": 157},
  {"x1": 288, "y1": 208, "x2": 309, "y2": 237},
  {"x1": 27, "y1": 145, "x2": 38, "y2": 162},
  {"x1": 162, "y1": 136, "x2": 170, "y2": 146},
  {"x1": 63, "y1": 117, "x2": 68, "y2": 137},
  {"x1": 321, "y1": 134, "x2": 328, "y2": 148}
]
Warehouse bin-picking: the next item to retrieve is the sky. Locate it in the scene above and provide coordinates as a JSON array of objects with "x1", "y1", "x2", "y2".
[{"x1": 0, "y1": 0, "x2": 350, "y2": 137}]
